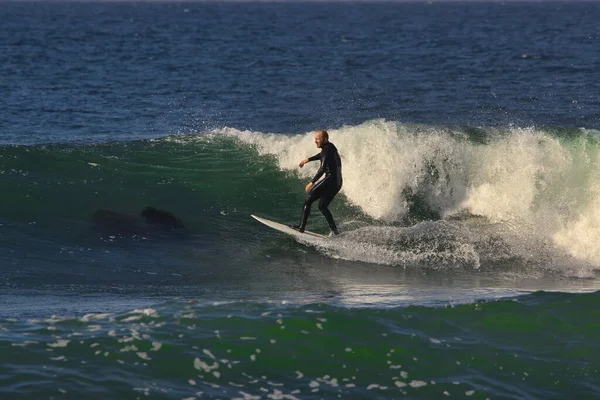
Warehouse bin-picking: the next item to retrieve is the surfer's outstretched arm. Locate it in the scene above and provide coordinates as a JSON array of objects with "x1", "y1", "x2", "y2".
[{"x1": 298, "y1": 153, "x2": 320, "y2": 168}]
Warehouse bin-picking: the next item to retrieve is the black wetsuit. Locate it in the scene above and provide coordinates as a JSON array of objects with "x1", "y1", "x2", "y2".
[{"x1": 299, "y1": 142, "x2": 343, "y2": 234}]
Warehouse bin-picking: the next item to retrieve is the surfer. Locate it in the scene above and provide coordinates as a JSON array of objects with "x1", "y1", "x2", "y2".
[{"x1": 295, "y1": 130, "x2": 343, "y2": 235}]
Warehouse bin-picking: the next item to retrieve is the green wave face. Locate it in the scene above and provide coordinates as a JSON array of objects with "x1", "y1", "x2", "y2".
[{"x1": 0, "y1": 137, "x2": 290, "y2": 225}]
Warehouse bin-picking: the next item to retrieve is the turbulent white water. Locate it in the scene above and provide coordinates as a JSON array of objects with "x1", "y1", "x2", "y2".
[{"x1": 209, "y1": 120, "x2": 600, "y2": 271}]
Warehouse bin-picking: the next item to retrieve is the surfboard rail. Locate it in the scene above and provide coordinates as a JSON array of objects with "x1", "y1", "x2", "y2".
[{"x1": 251, "y1": 214, "x2": 327, "y2": 239}]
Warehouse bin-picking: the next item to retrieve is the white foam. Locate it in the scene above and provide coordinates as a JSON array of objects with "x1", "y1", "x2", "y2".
[
  {"x1": 48, "y1": 339, "x2": 70, "y2": 348},
  {"x1": 151, "y1": 342, "x2": 162, "y2": 352},
  {"x1": 194, "y1": 357, "x2": 219, "y2": 373},
  {"x1": 553, "y1": 179, "x2": 600, "y2": 265}
]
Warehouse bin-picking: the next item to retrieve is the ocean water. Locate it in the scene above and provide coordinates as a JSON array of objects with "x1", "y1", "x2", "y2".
[{"x1": 1, "y1": 1, "x2": 599, "y2": 399}]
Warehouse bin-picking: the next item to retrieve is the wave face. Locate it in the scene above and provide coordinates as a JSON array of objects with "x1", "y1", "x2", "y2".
[{"x1": 1, "y1": 120, "x2": 599, "y2": 282}]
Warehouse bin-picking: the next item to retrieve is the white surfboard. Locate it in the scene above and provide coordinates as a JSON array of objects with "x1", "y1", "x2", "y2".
[{"x1": 251, "y1": 214, "x2": 327, "y2": 239}]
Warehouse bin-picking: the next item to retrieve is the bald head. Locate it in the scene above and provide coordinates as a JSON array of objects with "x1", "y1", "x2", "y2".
[{"x1": 314, "y1": 130, "x2": 329, "y2": 148}]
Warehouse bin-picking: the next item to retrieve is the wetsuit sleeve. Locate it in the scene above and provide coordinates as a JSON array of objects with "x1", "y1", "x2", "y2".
[
  {"x1": 311, "y1": 149, "x2": 328, "y2": 183},
  {"x1": 307, "y1": 153, "x2": 321, "y2": 162}
]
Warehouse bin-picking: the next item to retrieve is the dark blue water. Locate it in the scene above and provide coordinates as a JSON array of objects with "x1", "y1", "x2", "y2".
[
  {"x1": 1, "y1": 2, "x2": 600, "y2": 399},
  {"x1": 2, "y1": 1, "x2": 599, "y2": 145}
]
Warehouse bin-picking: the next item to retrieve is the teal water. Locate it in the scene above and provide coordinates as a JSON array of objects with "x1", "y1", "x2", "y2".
[{"x1": 1, "y1": 291, "x2": 599, "y2": 400}]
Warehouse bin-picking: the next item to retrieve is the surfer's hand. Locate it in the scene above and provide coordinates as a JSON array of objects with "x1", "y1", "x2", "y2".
[
  {"x1": 305, "y1": 182, "x2": 313, "y2": 193},
  {"x1": 299, "y1": 159, "x2": 308, "y2": 168}
]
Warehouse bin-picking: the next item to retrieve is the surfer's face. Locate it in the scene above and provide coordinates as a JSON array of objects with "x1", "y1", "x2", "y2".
[{"x1": 314, "y1": 132, "x2": 326, "y2": 148}]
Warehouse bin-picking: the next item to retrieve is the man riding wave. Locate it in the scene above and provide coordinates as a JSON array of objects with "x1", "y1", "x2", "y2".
[{"x1": 295, "y1": 130, "x2": 343, "y2": 235}]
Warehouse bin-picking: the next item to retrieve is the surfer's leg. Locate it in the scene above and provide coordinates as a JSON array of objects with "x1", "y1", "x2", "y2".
[
  {"x1": 297, "y1": 190, "x2": 320, "y2": 232},
  {"x1": 318, "y1": 189, "x2": 340, "y2": 235}
]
